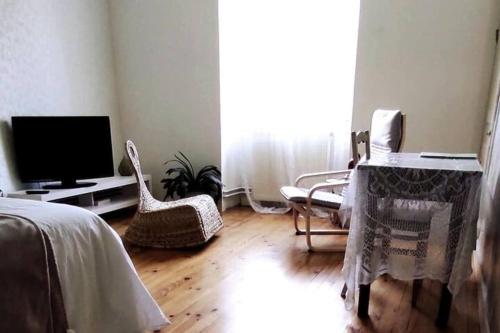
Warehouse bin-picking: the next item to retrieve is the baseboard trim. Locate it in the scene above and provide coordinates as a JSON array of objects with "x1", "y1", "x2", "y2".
[
  {"x1": 222, "y1": 193, "x2": 250, "y2": 211},
  {"x1": 222, "y1": 187, "x2": 252, "y2": 197}
]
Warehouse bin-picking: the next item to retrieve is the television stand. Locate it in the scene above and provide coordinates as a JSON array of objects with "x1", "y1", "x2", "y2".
[
  {"x1": 7, "y1": 175, "x2": 151, "y2": 215},
  {"x1": 43, "y1": 179, "x2": 97, "y2": 189}
]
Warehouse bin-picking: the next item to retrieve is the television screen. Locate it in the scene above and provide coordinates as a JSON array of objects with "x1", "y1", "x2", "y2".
[{"x1": 12, "y1": 116, "x2": 114, "y2": 187}]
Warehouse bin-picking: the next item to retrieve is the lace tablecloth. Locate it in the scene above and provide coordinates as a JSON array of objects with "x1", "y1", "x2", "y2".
[{"x1": 340, "y1": 153, "x2": 482, "y2": 309}]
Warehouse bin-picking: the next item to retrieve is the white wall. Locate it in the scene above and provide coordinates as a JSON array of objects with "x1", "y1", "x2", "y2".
[
  {"x1": 2, "y1": 0, "x2": 497, "y2": 196},
  {"x1": 477, "y1": 54, "x2": 500, "y2": 332},
  {"x1": 108, "y1": 0, "x2": 221, "y2": 198},
  {"x1": 352, "y1": 0, "x2": 500, "y2": 154},
  {"x1": 0, "y1": 0, "x2": 123, "y2": 192},
  {"x1": 481, "y1": 42, "x2": 500, "y2": 163}
]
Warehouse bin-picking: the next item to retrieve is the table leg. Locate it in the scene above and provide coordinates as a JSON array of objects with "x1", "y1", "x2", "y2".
[
  {"x1": 358, "y1": 284, "x2": 371, "y2": 318},
  {"x1": 341, "y1": 283, "x2": 348, "y2": 299},
  {"x1": 435, "y1": 283, "x2": 452, "y2": 328},
  {"x1": 412, "y1": 279, "x2": 423, "y2": 307},
  {"x1": 435, "y1": 198, "x2": 461, "y2": 328}
]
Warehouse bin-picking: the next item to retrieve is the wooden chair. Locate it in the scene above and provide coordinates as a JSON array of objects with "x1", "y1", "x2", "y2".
[
  {"x1": 280, "y1": 109, "x2": 405, "y2": 252},
  {"x1": 124, "y1": 140, "x2": 223, "y2": 248},
  {"x1": 356, "y1": 166, "x2": 464, "y2": 328},
  {"x1": 357, "y1": 204, "x2": 433, "y2": 319},
  {"x1": 280, "y1": 131, "x2": 370, "y2": 252},
  {"x1": 370, "y1": 109, "x2": 406, "y2": 154}
]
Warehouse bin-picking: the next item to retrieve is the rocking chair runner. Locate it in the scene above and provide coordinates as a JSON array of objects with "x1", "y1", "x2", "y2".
[
  {"x1": 280, "y1": 109, "x2": 405, "y2": 252},
  {"x1": 124, "y1": 140, "x2": 223, "y2": 248}
]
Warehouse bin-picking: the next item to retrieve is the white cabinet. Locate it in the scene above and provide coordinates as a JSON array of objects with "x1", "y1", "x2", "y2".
[{"x1": 7, "y1": 175, "x2": 151, "y2": 215}]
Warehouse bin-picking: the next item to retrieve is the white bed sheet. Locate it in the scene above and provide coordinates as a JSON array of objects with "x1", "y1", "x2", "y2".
[{"x1": 0, "y1": 198, "x2": 169, "y2": 333}]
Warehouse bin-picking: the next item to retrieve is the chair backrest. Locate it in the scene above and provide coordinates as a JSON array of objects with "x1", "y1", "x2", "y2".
[
  {"x1": 351, "y1": 130, "x2": 370, "y2": 166},
  {"x1": 125, "y1": 140, "x2": 156, "y2": 211},
  {"x1": 370, "y1": 109, "x2": 405, "y2": 154}
]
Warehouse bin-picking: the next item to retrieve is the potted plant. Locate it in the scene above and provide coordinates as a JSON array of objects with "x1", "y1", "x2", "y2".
[{"x1": 161, "y1": 152, "x2": 222, "y2": 204}]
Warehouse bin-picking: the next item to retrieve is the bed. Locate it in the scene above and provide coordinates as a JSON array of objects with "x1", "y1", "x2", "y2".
[{"x1": 0, "y1": 197, "x2": 169, "y2": 333}]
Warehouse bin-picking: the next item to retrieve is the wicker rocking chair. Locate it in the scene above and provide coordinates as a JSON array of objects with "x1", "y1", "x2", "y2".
[{"x1": 124, "y1": 140, "x2": 223, "y2": 248}]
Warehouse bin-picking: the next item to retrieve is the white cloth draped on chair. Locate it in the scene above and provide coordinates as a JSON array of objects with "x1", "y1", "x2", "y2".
[{"x1": 219, "y1": 0, "x2": 360, "y2": 212}]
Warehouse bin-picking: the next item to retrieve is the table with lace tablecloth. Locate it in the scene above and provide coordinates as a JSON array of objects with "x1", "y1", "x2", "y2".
[{"x1": 339, "y1": 153, "x2": 482, "y2": 325}]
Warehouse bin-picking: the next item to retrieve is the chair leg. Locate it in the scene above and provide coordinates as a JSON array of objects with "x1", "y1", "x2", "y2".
[
  {"x1": 293, "y1": 208, "x2": 348, "y2": 236},
  {"x1": 293, "y1": 205, "x2": 348, "y2": 252},
  {"x1": 341, "y1": 283, "x2": 348, "y2": 299},
  {"x1": 304, "y1": 207, "x2": 346, "y2": 252},
  {"x1": 358, "y1": 284, "x2": 371, "y2": 318},
  {"x1": 293, "y1": 208, "x2": 301, "y2": 235},
  {"x1": 435, "y1": 284, "x2": 452, "y2": 328},
  {"x1": 296, "y1": 228, "x2": 348, "y2": 236},
  {"x1": 305, "y1": 209, "x2": 313, "y2": 252},
  {"x1": 412, "y1": 279, "x2": 423, "y2": 307}
]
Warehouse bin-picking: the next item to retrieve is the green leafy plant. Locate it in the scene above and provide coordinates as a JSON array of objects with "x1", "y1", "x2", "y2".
[{"x1": 161, "y1": 152, "x2": 222, "y2": 203}]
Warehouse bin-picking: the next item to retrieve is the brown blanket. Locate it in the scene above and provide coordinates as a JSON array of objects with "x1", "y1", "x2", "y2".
[{"x1": 0, "y1": 215, "x2": 68, "y2": 332}]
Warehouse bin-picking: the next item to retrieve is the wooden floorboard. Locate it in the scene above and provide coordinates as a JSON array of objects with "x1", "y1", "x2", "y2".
[{"x1": 106, "y1": 207, "x2": 479, "y2": 333}]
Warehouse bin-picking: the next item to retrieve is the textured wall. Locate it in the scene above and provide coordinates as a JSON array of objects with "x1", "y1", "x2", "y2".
[
  {"x1": 352, "y1": 0, "x2": 500, "y2": 154},
  {"x1": 108, "y1": 0, "x2": 221, "y2": 198},
  {"x1": 0, "y1": 0, "x2": 123, "y2": 192}
]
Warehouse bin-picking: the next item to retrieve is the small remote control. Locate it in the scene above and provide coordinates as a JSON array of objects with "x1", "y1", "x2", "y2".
[{"x1": 26, "y1": 190, "x2": 50, "y2": 195}]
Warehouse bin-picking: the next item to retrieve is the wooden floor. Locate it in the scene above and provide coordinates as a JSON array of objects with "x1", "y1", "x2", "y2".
[{"x1": 107, "y1": 207, "x2": 480, "y2": 333}]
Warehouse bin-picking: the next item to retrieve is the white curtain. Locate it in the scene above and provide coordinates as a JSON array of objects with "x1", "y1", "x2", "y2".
[{"x1": 219, "y1": 0, "x2": 360, "y2": 212}]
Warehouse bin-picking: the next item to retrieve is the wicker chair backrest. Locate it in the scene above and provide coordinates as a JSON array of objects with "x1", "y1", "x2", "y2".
[{"x1": 125, "y1": 140, "x2": 157, "y2": 212}]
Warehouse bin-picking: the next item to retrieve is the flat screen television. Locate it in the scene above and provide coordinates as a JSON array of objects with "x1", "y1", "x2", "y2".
[{"x1": 12, "y1": 116, "x2": 114, "y2": 189}]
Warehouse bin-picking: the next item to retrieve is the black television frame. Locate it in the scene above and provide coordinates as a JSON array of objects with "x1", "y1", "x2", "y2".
[{"x1": 11, "y1": 116, "x2": 114, "y2": 189}]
